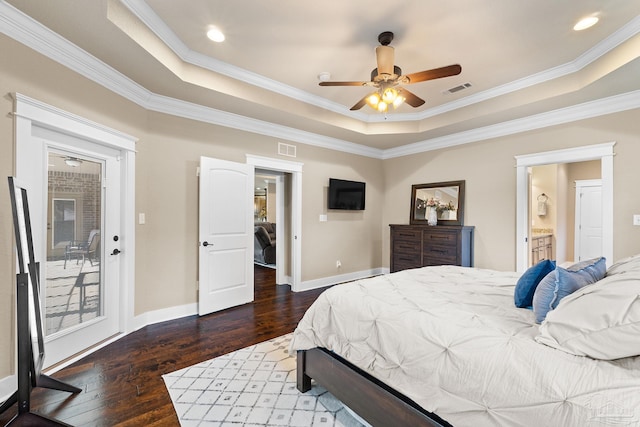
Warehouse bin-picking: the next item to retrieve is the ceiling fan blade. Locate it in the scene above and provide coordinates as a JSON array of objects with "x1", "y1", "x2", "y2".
[
  {"x1": 319, "y1": 81, "x2": 367, "y2": 87},
  {"x1": 400, "y1": 88, "x2": 425, "y2": 108},
  {"x1": 376, "y1": 45, "x2": 395, "y2": 76},
  {"x1": 404, "y1": 64, "x2": 462, "y2": 84},
  {"x1": 350, "y1": 95, "x2": 368, "y2": 111}
]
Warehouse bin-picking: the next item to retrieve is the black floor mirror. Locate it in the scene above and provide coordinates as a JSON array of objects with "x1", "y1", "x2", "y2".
[{"x1": 1, "y1": 177, "x2": 81, "y2": 426}]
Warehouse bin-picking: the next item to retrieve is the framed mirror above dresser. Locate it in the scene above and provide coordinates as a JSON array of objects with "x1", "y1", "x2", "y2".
[{"x1": 410, "y1": 180, "x2": 465, "y2": 226}]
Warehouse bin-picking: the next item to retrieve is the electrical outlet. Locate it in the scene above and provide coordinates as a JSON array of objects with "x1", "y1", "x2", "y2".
[
  {"x1": 634, "y1": 214, "x2": 640, "y2": 226},
  {"x1": 336, "y1": 260, "x2": 341, "y2": 268}
]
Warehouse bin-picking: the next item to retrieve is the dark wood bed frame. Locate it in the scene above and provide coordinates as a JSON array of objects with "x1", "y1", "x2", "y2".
[{"x1": 297, "y1": 348, "x2": 452, "y2": 427}]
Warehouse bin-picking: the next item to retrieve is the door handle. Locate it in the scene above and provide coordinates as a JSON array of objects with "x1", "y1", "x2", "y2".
[
  {"x1": 111, "y1": 248, "x2": 121, "y2": 256},
  {"x1": 202, "y1": 241, "x2": 211, "y2": 247}
]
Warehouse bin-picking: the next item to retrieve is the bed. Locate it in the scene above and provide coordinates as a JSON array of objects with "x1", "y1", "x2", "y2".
[{"x1": 291, "y1": 258, "x2": 640, "y2": 426}]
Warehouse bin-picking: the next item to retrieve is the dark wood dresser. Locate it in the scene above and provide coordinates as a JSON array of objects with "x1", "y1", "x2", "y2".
[{"x1": 390, "y1": 224, "x2": 475, "y2": 273}]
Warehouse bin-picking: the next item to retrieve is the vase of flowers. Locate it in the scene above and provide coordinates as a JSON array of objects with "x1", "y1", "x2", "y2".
[
  {"x1": 426, "y1": 198, "x2": 439, "y2": 226},
  {"x1": 437, "y1": 201, "x2": 456, "y2": 220}
]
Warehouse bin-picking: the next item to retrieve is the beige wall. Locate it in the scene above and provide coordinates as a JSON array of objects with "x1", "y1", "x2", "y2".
[{"x1": 382, "y1": 116, "x2": 640, "y2": 271}]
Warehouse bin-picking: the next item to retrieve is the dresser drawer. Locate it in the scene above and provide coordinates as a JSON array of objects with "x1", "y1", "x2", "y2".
[
  {"x1": 393, "y1": 239, "x2": 421, "y2": 255},
  {"x1": 423, "y1": 242, "x2": 457, "y2": 258},
  {"x1": 422, "y1": 255, "x2": 458, "y2": 266},
  {"x1": 393, "y1": 253, "x2": 422, "y2": 271},
  {"x1": 393, "y1": 228, "x2": 422, "y2": 241},
  {"x1": 423, "y1": 230, "x2": 457, "y2": 247}
]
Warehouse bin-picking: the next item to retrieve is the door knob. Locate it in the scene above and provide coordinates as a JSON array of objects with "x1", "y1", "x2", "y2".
[
  {"x1": 202, "y1": 241, "x2": 211, "y2": 247},
  {"x1": 111, "y1": 248, "x2": 121, "y2": 256}
]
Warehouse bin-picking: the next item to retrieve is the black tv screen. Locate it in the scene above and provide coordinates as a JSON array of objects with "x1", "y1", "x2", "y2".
[{"x1": 328, "y1": 178, "x2": 365, "y2": 210}]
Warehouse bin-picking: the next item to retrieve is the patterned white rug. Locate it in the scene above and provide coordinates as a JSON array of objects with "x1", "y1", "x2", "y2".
[{"x1": 163, "y1": 334, "x2": 367, "y2": 427}]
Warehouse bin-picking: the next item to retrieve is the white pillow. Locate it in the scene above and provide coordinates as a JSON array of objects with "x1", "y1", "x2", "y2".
[
  {"x1": 535, "y1": 271, "x2": 640, "y2": 360},
  {"x1": 606, "y1": 253, "x2": 640, "y2": 276}
]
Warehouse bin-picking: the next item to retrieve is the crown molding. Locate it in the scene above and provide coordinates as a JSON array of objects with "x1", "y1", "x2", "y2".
[{"x1": 1, "y1": 1, "x2": 639, "y2": 161}]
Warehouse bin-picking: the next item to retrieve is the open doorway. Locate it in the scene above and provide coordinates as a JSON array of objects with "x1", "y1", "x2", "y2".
[
  {"x1": 247, "y1": 155, "x2": 303, "y2": 289},
  {"x1": 254, "y1": 171, "x2": 280, "y2": 270},
  {"x1": 527, "y1": 161, "x2": 601, "y2": 267},
  {"x1": 515, "y1": 142, "x2": 614, "y2": 272}
]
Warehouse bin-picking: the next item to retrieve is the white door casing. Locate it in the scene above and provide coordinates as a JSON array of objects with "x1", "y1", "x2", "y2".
[
  {"x1": 198, "y1": 157, "x2": 254, "y2": 316},
  {"x1": 14, "y1": 93, "x2": 136, "y2": 368},
  {"x1": 575, "y1": 180, "x2": 603, "y2": 262}
]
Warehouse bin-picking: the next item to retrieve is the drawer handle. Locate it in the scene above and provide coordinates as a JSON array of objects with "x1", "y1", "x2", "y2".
[{"x1": 399, "y1": 257, "x2": 415, "y2": 261}]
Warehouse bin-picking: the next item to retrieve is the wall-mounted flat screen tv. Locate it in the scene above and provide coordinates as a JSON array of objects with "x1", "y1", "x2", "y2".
[{"x1": 328, "y1": 178, "x2": 365, "y2": 210}]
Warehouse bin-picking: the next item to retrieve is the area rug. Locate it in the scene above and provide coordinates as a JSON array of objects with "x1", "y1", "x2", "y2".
[{"x1": 163, "y1": 334, "x2": 367, "y2": 426}]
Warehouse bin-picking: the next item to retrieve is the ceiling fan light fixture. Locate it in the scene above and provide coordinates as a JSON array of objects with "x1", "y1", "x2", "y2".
[
  {"x1": 381, "y1": 87, "x2": 398, "y2": 103},
  {"x1": 376, "y1": 101, "x2": 388, "y2": 113},
  {"x1": 366, "y1": 93, "x2": 381, "y2": 109},
  {"x1": 392, "y1": 95, "x2": 406, "y2": 109}
]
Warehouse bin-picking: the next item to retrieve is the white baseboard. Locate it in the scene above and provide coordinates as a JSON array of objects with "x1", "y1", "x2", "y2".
[
  {"x1": 0, "y1": 374, "x2": 16, "y2": 405},
  {"x1": 297, "y1": 268, "x2": 388, "y2": 292},
  {"x1": 44, "y1": 303, "x2": 198, "y2": 375},
  {"x1": 132, "y1": 302, "x2": 198, "y2": 331}
]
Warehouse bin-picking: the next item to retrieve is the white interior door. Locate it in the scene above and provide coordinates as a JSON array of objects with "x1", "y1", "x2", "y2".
[
  {"x1": 575, "y1": 180, "x2": 603, "y2": 262},
  {"x1": 199, "y1": 157, "x2": 254, "y2": 316}
]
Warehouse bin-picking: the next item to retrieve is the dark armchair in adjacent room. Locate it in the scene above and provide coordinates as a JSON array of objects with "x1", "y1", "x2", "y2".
[{"x1": 254, "y1": 222, "x2": 276, "y2": 265}]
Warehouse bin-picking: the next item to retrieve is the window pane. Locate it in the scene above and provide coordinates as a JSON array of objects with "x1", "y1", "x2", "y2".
[{"x1": 46, "y1": 153, "x2": 103, "y2": 336}]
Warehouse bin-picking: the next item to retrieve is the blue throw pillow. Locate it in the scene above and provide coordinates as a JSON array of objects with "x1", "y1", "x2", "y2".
[
  {"x1": 532, "y1": 257, "x2": 606, "y2": 323},
  {"x1": 514, "y1": 259, "x2": 556, "y2": 308}
]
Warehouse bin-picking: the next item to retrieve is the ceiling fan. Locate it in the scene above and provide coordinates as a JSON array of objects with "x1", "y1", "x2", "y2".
[{"x1": 320, "y1": 31, "x2": 462, "y2": 112}]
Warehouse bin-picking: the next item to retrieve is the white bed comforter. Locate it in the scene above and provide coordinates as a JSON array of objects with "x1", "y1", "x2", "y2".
[{"x1": 291, "y1": 266, "x2": 640, "y2": 427}]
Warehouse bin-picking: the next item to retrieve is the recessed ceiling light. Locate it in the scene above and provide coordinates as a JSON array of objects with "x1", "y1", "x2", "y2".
[
  {"x1": 573, "y1": 16, "x2": 599, "y2": 31},
  {"x1": 207, "y1": 27, "x2": 225, "y2": 42}
]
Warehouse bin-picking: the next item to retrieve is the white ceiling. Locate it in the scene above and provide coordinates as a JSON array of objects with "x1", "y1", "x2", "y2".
[{"x1": 3, "y1": 0, "x2": 640, "y2": 156}]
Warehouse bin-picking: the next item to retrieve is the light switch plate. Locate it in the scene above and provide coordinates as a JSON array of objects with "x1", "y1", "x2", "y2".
[
  {"x1": 633, "y1": 214, "x2": 640, "y2": 226},
  {"x1": 319, "y1": 214, "x2": 327, "y2": 222}
]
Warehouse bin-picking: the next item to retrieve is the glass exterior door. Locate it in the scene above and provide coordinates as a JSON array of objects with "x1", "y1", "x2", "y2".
[{"x1": 45, "y1": 153, "x2": 103, "y2": 336}]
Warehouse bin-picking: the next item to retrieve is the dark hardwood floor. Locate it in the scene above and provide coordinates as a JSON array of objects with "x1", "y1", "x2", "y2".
[{"x1": 0, "y1": 265, "x2": 329, "y2": 426}]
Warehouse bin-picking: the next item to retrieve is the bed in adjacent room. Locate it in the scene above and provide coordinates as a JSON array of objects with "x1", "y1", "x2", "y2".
[{"x1": 291, "y1": 257, "x2": 640, "y2": 426}]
